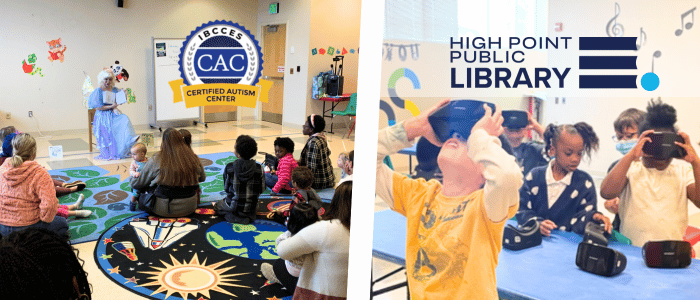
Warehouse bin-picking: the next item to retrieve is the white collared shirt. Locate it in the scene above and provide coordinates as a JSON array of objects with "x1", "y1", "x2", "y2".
[{"x1": 545, "y1": 161, "x2": 573, "y2": 209}]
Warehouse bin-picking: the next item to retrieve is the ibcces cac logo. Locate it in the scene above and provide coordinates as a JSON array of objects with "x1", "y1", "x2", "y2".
[
  {"x1": 172, "y1": 20, "x2": 271, "y2": 108},
  {"x1": 180, "y1": 21, "x2": 262, "y2": 85}
]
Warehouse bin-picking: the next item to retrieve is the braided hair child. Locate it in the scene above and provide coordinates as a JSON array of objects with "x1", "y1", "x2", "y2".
[{"x1": 518, "y1": 122, "x2": 612, "y2": 236}]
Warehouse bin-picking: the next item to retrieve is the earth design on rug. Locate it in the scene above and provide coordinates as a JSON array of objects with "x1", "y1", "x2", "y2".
[
  {"x1": 95, "y1": 211, "x2": 293, "y2": 300},
  {"x1": 206, "y1": 221, "x2": 286, "y2": 259},
  {"x1": 49, "y1": 152, "x2": 235, "y2": 243}
]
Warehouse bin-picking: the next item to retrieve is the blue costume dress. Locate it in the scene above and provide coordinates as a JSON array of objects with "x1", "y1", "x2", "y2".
[
  {"x1": 88, "y1": 88, "x2": 138, "y2": 160},
  {"x1": 518, "y1": 165, "x2": 600, "y2": 235}
]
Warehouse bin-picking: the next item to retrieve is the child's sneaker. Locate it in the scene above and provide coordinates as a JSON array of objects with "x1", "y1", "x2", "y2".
[
  {"x1": 130, "y1": 201, "x2": 138, "y2": 211},
  {"x1": 75, "y1": 210, "x2": 92, "y2": 218},
  {"x1": 75, "y1": 194, "x2": 85, "y2": 209},
  {"x1": 65, "y1": 181, "x2": 87, "y2": 191}
]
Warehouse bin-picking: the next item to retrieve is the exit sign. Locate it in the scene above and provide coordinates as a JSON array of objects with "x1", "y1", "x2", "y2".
[{"x1": 269, "y1": 2, "x2": 279, "y2": 14}]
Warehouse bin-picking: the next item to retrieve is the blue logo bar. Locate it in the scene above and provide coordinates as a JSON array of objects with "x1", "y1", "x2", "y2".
[
  {"x1": 578, "y1": 37, "x2": 653, "y2": 89},
  {"x1": 194, "y1": 49, "x2": 248, "y2": 78},
  {"x1": 579, "y1": 56, "x2": 637, "y2": 70}
]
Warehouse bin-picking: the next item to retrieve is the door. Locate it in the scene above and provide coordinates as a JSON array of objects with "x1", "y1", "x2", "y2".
[
  {"x1": 261, "y1": 24, "x2": 286, "y2": 124},
  {"x1": 203, "y1": 104, "x2": 237, "y2": 123}
]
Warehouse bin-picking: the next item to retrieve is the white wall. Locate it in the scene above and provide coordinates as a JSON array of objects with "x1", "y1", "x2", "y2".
[
  {"x1": 547, "y1": 0, "x2": 700, "y2": 178},
  {"x1": 307, "y1": 0, "x2": 362, "y2": 120},
  {"x1": 258, "y1": 0, "x2": 312, "y2": 128},
  {"x1": 547, "y1": 0, "x2": 700, "y2": 218},
  {"x1": 0, "y1": 0, "x2": 257, "y2": 132}
]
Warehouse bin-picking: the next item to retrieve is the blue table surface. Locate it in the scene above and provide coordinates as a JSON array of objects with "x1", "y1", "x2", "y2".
[
  {"x1": 372, "y1": 209, "x2": 700, "y2": 300},
  {"x1": 397, "y1": 143, "x2": 417, "y2": 156}
]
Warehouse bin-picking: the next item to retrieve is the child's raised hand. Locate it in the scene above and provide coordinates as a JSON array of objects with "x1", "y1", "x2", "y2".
[
  {"x1": 133, "y1": 172, "x2": 140, "y2": 178},
  {"x1": 675, "y1": 132, "x2": 700, "y2": 165},
  {"x1": 472, "y1": 104, "x2": 504, "y2": 137},
  {"x1": 627, "y1": 130, "x2": 653, "y2": 160},
  {"x1": 540, "y1": 219, "x2": 557, "y2": 236},
  {"x1": 593, "y1": 213, "x2": 613, "y2": 234},
  {"x1": 604, "y1": 198, "x2": 620, "y2": 214},
  {"x1": 404, "y1": 98, "x2": 451, "y2": 146},
  {"x1": 526, "y1": 112, "x2": 545, "y2": 136}
]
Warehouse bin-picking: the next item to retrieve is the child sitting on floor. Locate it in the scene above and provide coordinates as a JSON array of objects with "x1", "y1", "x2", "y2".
[
  {"x1": 266, "y1": 137, "x2": 297, "y2": 195},
  {"x1": 261, "y1": 202, "x2": 319, "y2": 292},
  {"x1": 601, "y1": 99, "x2": 700, "y2": 246},
  {"x1": 1, "y1": 128, "x2": 85, "y2": 197},
  {"x1": 376, "y1": 99, "x2": 522, "y2": 299},
  {"x1": 56, "y1": 194, "x2": 91, "y2": 218},
  {"x1": 337, "y1": 152, "x2": 350, "y2": 179},
  {"x1": 0, "y1": 126, "x2": 17, "y2": 165},
  {"x1": 519, "y1": 122, "x2": 612, "y2": 236},
  {"x1": 271, "y1": 166, "x2": 323, "y2": 224},
  {"x1": 213, "y1": 135, "x2": 266, "y2": 224},
  {"x1": 129, "y1": 143, "x2": 148, "y2": 211},
  {"x1": 604, "y1": 108, "x2": 646, "y2": 232},
  {"x1": 336, "y1": 150, "x2": 353, "y2": 187},
  {"x1": 179, "y1": 129, "x2": 192, "y2": 148}
]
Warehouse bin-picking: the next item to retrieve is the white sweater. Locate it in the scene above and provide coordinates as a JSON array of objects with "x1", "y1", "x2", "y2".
[{"x1": 277, "y1": 219, "x2": 350, "y2": 298}]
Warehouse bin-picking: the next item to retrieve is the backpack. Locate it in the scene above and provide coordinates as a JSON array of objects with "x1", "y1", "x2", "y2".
[{"x1": 312, "y1": 71, "x2": 332, "y2": 99}]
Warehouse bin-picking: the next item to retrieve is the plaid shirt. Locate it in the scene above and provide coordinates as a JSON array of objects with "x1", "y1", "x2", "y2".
[
  {"x1": 223, "y1": 159, "x2": 265, "y2": 215},
  {"x1": 300, "y1": 135, "x2": 336, "y2": 189}
]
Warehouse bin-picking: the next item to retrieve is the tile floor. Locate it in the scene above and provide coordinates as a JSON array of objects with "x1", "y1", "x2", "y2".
[
  {"x1": 29, "y1": 120, "x2": 700, "y2": 299},
  {"x1": 31, "y1": 120, "x2": 355, "y2": 300}
]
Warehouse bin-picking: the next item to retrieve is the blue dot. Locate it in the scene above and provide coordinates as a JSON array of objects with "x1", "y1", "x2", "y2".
[{"x1": 641, "y1": 72, "x2": 659, "y2": 91}]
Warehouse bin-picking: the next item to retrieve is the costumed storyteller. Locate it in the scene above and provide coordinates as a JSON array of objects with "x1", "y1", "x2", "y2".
[{"x1": 88, "y1": 69, "x2": 139, "y2": 160}]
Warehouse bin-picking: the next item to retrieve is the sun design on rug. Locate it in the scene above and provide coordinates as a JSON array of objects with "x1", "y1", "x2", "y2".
[{"x1": 138, "y1": 253, "x2": 250, "y2": 299}]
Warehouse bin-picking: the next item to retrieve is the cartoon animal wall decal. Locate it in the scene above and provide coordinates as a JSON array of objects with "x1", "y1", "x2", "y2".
[
  {"x1": 47, "y1": 38, "x2": 67, "y2": 62},
  {"x1": 111, "y1": 60, "x2": 129, "y2": 82},
  {"x1": 22, "y1": 53, "x2": 43, "y2": 77}
]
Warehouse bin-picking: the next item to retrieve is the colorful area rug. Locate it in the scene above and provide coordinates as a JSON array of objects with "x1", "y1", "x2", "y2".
[
  {"x1": 50, "y1": 152, "x2": 237, "y2": 244},
  {"x1": 94, "y1": 209, "x2": 297, "y2": 300}
]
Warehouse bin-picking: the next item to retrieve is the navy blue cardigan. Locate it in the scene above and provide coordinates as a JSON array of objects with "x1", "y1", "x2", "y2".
[{"x1": 517, "y1": 165, "x2": 600, "y2": 235}]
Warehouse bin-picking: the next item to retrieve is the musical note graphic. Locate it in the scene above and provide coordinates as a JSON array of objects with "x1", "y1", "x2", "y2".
[
  {"x1": 675, "y1": 7, "x2": 696, "y2": 36},
  {"x1": 651, "y1": 51, "x2": 661, "y2": 73},
  {"x1": 606, "y1": 2, "x2": 624, "y2": 37},
  {"x1": 636, "y1": 28, "x2": 646, "y2": 50}
]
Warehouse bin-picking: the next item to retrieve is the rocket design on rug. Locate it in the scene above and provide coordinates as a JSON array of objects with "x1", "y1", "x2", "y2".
[
  {"x1": 112, "y1": 241, "x2": 139, "y2": 261},
  {"x1": 130, "y1": 216, "x2": 199, "y2": 250}
]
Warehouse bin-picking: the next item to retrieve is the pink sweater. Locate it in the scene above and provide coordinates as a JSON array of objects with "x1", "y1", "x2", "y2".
[
  {"x1": 0, "y1": 160, "x2": 58, "y2": 226},
  {"x1": 273, "y1": 153, "x2": 298, "y2": 193}
]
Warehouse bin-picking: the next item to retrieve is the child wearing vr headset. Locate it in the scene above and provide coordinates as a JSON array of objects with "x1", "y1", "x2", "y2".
[
  {"x1": 518, "y1": 122, "x2": 612, "y2": 236},
  {"x1": 604, "y1": 108, "x2": 646, "y2": 232},
  {"x1": 601, "y1": 99, "x2": 700, "y2": 247},
  {"x1": 376, "y1": 99, "x2": 522, "y2": 299},
  {"x1": 503, "y1": 110, "x2": 549, "y2": 175}
]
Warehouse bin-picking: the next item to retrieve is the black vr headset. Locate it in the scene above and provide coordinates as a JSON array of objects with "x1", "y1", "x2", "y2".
[
  {"x1": 642, "y1": 240, "x2": 692, "y2": 268},
  {"x1": 642, "y1": 132, "x2": 687, "y2": 160},
  {"x1": 428, "y1": 100, "x2": 496, "y2": 143},
  {"x1": 502, "y1": 110, "x2": 529, "y2": 130},
  {"x1": 503, "y1": 217, "x2": 542, "y2": 251},
  {"x1": 576, "y1": 242, "x2": 627, "y2": 277},
  {"x1": 583, "y1": 222, "x2": 610, "y2": 247}
]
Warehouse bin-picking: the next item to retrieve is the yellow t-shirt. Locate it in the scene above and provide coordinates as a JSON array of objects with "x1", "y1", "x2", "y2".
[{"x1": 392, "y1": 173, "x2": 518, "y2": 300}]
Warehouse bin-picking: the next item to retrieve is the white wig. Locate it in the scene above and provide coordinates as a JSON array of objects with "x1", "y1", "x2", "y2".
[{"x1": 97, "y1": 69, "x2": 115, "y2": 87}]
